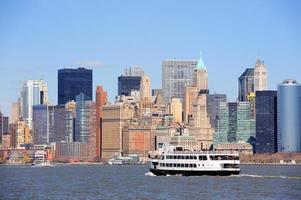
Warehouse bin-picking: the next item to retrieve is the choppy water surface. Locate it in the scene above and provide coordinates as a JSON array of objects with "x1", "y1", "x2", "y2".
[{"x1": 0, "y1": 164, "x2": 300, "y2": 200}]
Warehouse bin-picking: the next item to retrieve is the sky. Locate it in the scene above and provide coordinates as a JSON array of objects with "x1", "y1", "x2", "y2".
[{"x1": 0, "y1": 0, "x2": 300, "y2": 116}]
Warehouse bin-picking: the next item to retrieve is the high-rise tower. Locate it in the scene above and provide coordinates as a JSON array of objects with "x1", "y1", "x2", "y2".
[{"x1": 254, "y1": 59, "x2": 267, "y2": 91}]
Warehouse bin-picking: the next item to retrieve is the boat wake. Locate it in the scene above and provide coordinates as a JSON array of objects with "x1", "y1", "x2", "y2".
[
  {"x1": 233, "y1": 174, "x2": 301, "y2": 180},
  {"x1": 145, "y1": 172, "x2": 156, "y2": 176}
]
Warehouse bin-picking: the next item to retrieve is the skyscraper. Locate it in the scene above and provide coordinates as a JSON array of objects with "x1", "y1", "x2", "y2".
[
  {"x1": 254, "y1": 59, "x2": 267, "y2": 91},
  {"x1": 277, "y1": 79, "x2": 301, "y2": 152},
  {"x1": 65, "y1": 101, "x2": 76, "y2": 142},
  {"x1": 53, "y1": 105, "x2": 66, "y2": 142},
  {"x1": 238, "y1": 59, "x2": 267, "y2": 101},
  {"x1": 10, "y1": 102, "x2": 20, "y2": 123},
  {"x1": 123, "y1": 65, "x2": 144, "y2": 77},
  {"x1": 183, "y1": 86, "x2": 198, "y2": 124},
  {"x1": 206, "y1": 94, "x2": 227, "y2": 130},
  {"x1": 140, "y1": 75, "x2": 151, "y2": 100},
  {"x1": 193, "y1": 54, "x2": 208, "y2": 92},
  {"x1": 33, "y1": 104, "x2": 49, "y2": 144},
  {"x1": 238, "y1": 68, "x2": 254, "y2": 102},
  {"x1": 255, "y1": 91, "x2": 277, "y2": 153},
  {"x1": 75, "y1": 93, "x2": 90, "y2": 142},
  {"x1": 214, "y1": 102, "x2": 255, "y2": 145},
  {"x1": 118, "y1": 76, "x2": 141, "y2": 96},
  {"x1": 162, "y1": 60, "x2": 197, "y2": 103},
  {"x1": 169, "y1": 98, "x2": 182, "y2": 123},
  {"x1": 95, "y1": 85, "x2": 107, "y2": 158},
  {"x1": 20, "y1": 79, "x2": 48, "y2": 130},
  {"x1": 58, "y1": 67, "x2": 93, "y2": 105}
]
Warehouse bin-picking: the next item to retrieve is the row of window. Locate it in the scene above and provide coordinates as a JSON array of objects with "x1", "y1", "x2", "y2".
[
  {"x1": 165, "y1": 155, "x2": 207, "y2": 160},
  {"x1": 159, "y1": 163, "x2": 197, "y2": 168}
]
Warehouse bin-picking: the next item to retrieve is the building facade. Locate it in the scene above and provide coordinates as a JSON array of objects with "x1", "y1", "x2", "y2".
[
  {"x1": 118, "y1": 76, "x2": 141, "y2": 96},
  {"x1": 206, "y1": 94, "x2": 227, "y2": 130},
  {"x1": 162, "y1": 60, "x2": 197, "y2": 103},
  {"x1": 169, "y1": 98, "x2": 182, "y2": 123},
  {"x1": 33, "y1": 105, "x2": 49, "y2": 144},
  {"x1": 255, "y1": 91, "x2": 277, "y2": 153},
  {"x1": 20, "y1": 79, "x2": 48, "y2": 130},
  {"x1": 58, "y1": 67, "x2": 92, "y2": 105},
  {"x1": 277, "y1": 79, "x2": 301, "y2": 152},
  {"x1": 238, "y1": 68, "x2": 254, "y2": 102},
  {"x1": 96, "y1": 85, "x2": 107, "y2": 158}
]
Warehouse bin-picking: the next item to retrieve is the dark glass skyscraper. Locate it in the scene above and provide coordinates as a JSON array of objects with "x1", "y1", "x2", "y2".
[
  {"x1": 206, "y1": 94, "x2": 227, "y2": 130},
  {"x1": 118, "y1": 76, "x2": 141, "y2": 96},
  {"x1": 58, "y1": 68, "x2": 92, "y2": 105},
  {"x1": 255, "y1": 91, "x2": 277, "y2": 153},
  {"x1": 238, "y1": 68, "x2": 254, "y2": 101}
]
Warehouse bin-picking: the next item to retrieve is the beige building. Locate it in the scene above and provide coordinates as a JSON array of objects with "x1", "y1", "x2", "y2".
[
  {"x1": 183, "y1": 86, "x2": 198, "y2": 124},
  {"x1": 169, "y1": 97, "x2": 182, "y2": 123},
  {"x1": 194, "y1": 68, "x2": 208, "y2": 91},
  {"x1": 10, "y1": 121, "x2": 30, "y2": 149},
  {"x1": 140, "y1": 75, "x2": 151, "y2": 100},
  {"x1": 10, "y1": 102, "x2": 20, "y2": 123},
  {"x1": 254, "y1": 59, "x2": 267, "y2": 91},
  {"x1": 102, "y1": 103, "x2": 134, "y2": 159}
]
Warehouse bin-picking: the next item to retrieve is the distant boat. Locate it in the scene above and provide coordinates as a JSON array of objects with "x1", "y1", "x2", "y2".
[
  {"x1": 107, "y1": 154, "x2": 140, "y2": 165},
  {"x1": 31, "y1": 160, "x2": 54, "y2": 167}
]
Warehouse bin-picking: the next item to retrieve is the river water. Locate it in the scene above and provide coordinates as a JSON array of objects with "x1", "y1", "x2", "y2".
[{"x1": 0, "y1": 164, "x2": 300, "y2": 200}]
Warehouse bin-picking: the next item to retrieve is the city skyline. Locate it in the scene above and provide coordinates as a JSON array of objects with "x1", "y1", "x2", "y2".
[{"x1": 1, "y1": 1, "x2": 301, "y2": 115}]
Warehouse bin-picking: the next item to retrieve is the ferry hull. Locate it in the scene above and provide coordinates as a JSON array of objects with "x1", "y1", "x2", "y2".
[{"x1": 150, "y1": 168, "x2": 240, "y2": 176}]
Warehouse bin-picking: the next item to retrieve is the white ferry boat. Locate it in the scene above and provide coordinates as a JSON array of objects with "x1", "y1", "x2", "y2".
[{"x1": 149, "y1": 144, "x2": 240, "y2": 176}]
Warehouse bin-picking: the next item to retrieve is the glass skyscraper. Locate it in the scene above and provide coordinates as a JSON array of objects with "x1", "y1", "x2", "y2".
[
  {"x1": 255, "y1": 91, "x2": 278, "y2": 153},
  {"x1": 118, "y1": 76, "x2": 141, "y2": 96},
  {"x1": 162, "y1": 60, "x2": 197, "y2": 103},
  {"x1": 277, "y1": 79, "x2": 301, "y2": 152},
  {"x1": 33, "y1": 104, "x2": 49, "y2": 144},
  {"x1": 238, "y1": 68, "x2": 254, "y2": 102},
  {"x1": 214, "y1": 102, "x2": 255, "y2": 145},
  {"x1": 58, "y1": 67, "x2": 92, "y2": 105}
]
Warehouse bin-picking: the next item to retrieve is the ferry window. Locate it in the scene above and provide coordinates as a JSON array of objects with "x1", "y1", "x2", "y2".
[
  {"x1": 189, "y1": 164, "x2": 193, "y2": 167},
  {"x1": 166, "y1": 155, "x2": 170, "y2": 159},
  {"x1": 234, "y1": 156, "x2": 239, "y2": 160},
  {"x1": 163, "y1": 163, "x2": 165, "y2": 167},
  {"x1": 185, "y1": 155, "x2": 190, "y2": 159},
  {"x1": 193, "y1": 164, "x2": 197, "y2": 168},
  {"x1": 177, "y1": 164, "x2": 180, "y2": 167},
  {"x1": 173, "y1": 163, "x2": 177, "y2": 167},
  {"x1": 185, "y1": 164, "x2": 188, "y2": 167},
  {"x1": 181, "y1": 164, "x2": 184, "y2": 167},
  {"x1": 181, "y1": 155, "x2": 185, "y2": 159},
  {"x1": 189, "y1": 156, "x2": 193, "y2": 159},
  {"x1": 193, "y1": 156, "x2": 197, "y2": 160},
  {"x1": 209, "y1": 156, "x2": 214, "y2": 160},
  {"x1": 177, "y1": 155, "x2": 181, "y2": 159},
  {"x1": 199, "y1": 156, "x2": 207, "y2": 160}
]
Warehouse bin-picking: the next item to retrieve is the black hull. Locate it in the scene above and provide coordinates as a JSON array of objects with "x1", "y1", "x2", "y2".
[{"x1": 150, "y1": 168, "x2": 240, "y2": 176}]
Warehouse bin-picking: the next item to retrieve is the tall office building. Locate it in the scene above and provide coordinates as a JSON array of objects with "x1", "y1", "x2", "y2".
[
  {"x1": 206, "y1": 94, "x2": 227, "y2": 130},
  {"x1": 169, "y1": 98, "x2": 182, "y2": 123},
  {"x1": 254, "y1": 59, "x2": 267, "y2": 91},
  {"x1": 102, "y1": 103, "x2": 134, "y2": 159},
  {"x1": 238, "y1": 59, "x2": 267, "y2": 101},
  {"x1": 53, "y1": 105, "x2": 66, "y2": 142},
  {"x1": 162, "y1": 59, "x2": 197, "y2": 103},
  {"x1": 277, "y1": 79, "x2": 301, "y2": 152},
  {"x1": 118, "y1": 76, "x2": 141, "y2": 96},
  {"x1": 58, "y1": 67, "x2": 92, "y2": 105},
  {"x1": 193, "y1": 54, "x2": 208, "y2": 92},
  {"x1": 20, "y1": 79, "x2": 48, "y2": 130},
  {"x1": 183, "y1": 86, "x2": 198, "y2": 124},
  {"x1": 10, "y1": 120, "x2": 30, "y2": 149},
  {"x1": 140, "y1": 75, "x2": 151, "y2": 100},
  {"x1": 75, "y1": 93, "x2": 90, "y2": 142},
  {"x1": 255, "y1": 91, "x2": 277, "y2": 153},
  {"x1": 65, "y1": 101, "x2": 76, "y2": 142},
  {"x1": 10, "y1": 102, "x2": 20, "y2": 123},
  {"x1": 33, "y1": 105, "x2": 49, "y2": 144},
  {"x1": 238, "y1": 68, "x2": 254, "y2": 102},
  {"x1": 214, "y1": 102, "x2": 255, "y2": 145},
  {"x1": 95, "y1": 85, "x2": 107, "y2": 158},
  {"x1": 124, "y1": 65, "x2": 144, "y2": 77}
]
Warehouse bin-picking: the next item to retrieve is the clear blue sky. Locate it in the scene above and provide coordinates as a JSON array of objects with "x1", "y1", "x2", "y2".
[{"x1": 0, "y1": 0, "x2": 300, "y2": 115}]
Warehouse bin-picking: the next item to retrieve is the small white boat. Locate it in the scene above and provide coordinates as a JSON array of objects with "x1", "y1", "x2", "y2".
[{"x1": 32, "y1": 160, "x2": 54, "y2": 167}]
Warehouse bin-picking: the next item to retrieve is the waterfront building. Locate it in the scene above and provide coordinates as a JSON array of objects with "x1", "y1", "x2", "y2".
[
  {"x1": 214, "y1": 143, "x2": 253, "y2": 155},
  {"x1": 206, "y1": 94, "x2": 227, "y2": 130},
  {"x1": 55, "y1": 142, "x2": 90, "y2": 162},
  {"x1": 10, "y1": 102, "x2": 20, "y2": 123},
  {"x1": 122, "y1": 123, "x2": 154, "y2": 160},
  {"x1": 102, "y1": 103, "x2": 134, "y2": 159},
  {"x1": 65, "y1": 101, "x2": 76, "y2": 142},
  {"x1": 33, "y1": 105, "x2": 49, "y2": 144},
  {"x1": 169, "y1": 98, "x2": 182, "y2": 123},
  {"x1": 118, "y1": 76, "x2": 141, "y2": 96},
  {"x1": 96, "y1": 85, "x2": 107, "y2": 158},
  {"x1": 214, "y1": 102, "x2": 255, "y2": 145},
  {"x1": 75, "y1": 93, "x2": 90, "y2": 142},
  {"x1": 162, "y1": 59, "x2": 197, "y2": 103},
  {"x1": 140, "y1": 75, "x2": 151, "y2": 100},
  {"x1": 277, "y1": 79, "x2": 301, "y2": 152},
  {"x1": 183, "y1": 86, "x2": 198, "y2": 124},
  {"x1": 255, "y1": 91, "x2": 277, "y2": 153},
  {"x1": 1, "y1": 132, "x2": 11, "y2": 149},
  {"x1": 53, "y1": 105, "x2": 66, "y2": 142},
  {"x1": 10, "y1": 120, "x2": 30, "y2": 149},
  {"x1": 58, "y1": 67, "x2": 92, "y2": 105},
  {"x1": 20, "y1": 79, "x2": 48, "y2": 130}
]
